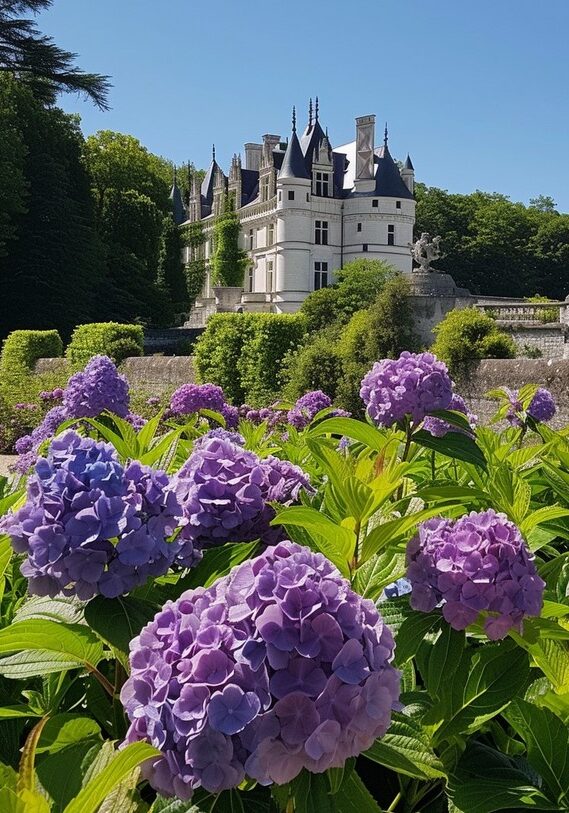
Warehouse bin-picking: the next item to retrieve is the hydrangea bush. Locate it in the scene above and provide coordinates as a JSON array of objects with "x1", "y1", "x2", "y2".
[
  {"x1": 0, "y1": 348, "x2": 567, "y2": 813},
  {"x1": 121, "y1": 541, "x2": 400, "y2": 796}
]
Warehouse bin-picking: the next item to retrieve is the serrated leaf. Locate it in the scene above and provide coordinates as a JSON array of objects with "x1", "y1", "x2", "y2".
[
  {"x1": 331, "y1": 770, "x2": 386, "y2": 811},
  {"x1": 308, "y1": 417, "x2": 387, "y2": 452},
  {"x1": 63, "y1": 742, "x2": 160, "y2": 813},
  {"x1": 394, "y1": 611, "x2": 441, "y2": 665},
  {"x1": 364, "y1": 712, "x2": 446, "y2": 780},
  {"x1": 412, "y1": 428, "x2": 487, "y2": 470},
  {"x1": 353, "y1": 551, "x2": 405, "y2": 601},
  {"x1": 13, "y1": 595, "x2": 85, "y2": 625},
  {"x1": 0, "y1": 650, "x2": 80, "y2": 679},
  {"x1": 84, "y1": 596, "x2": 158, "y2": 661},
  {"x1": 0, "y1": 620, "x2": 104, "y2": 678},
  {"x1": 167, "y1": 541, "x2": 260, "y2": 599},
  {"x1": 36, "y1": 714, "x2": 100, "y2": 755},
  {"x1": 272, "y1": 507, "x2": 355, "y2": 575}
]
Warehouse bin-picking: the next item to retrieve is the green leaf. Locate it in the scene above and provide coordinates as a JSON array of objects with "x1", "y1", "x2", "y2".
[
  {"x1": 512, "y1": 633, "x2": 569, "y2": 694},
  {"x1": 63, "y1": 742, "x2": 160, "y2": 813},
  {"x1": 412, "y1": 428, "x2": 487, "y2": 470},
  {"x1": 0, "y1": 620, "x2": 104, "y2": 679},
  {"x1": 13, "y1": 595, "x2": 85, "y2": 625},
  {"x1": 504, "y1": 699, "x2": 569, "y2": 806},
  {"x1": 420, "y1": 626, "x2": 466, "y2": 702},
  {"x1": 353, "y1": 551, "x2": 405, "y2": 601},
  {"x1": 84, "y1": 596, "x2": 157, "y2": 660},
  {"x1": 427, "y1": 641, "x2": 530, "y2": 743},
  {"x1": 0, "y1": 650, "x2": 82, "y2": 679},
  {"x1": 426, "y1": 408, "x2": 474, "y2": 433},
  {"x1": 361, "y1": 505, "x2": 463, "y2": 563},
  {"x1": 520, "y1": 505, "x2": 569, "y2": 536},
  {"x1": 364, "y1": 712, "x2": 446, "y2": 781},
  {"x1": 448, "y1": 742, "x2": 558, "y2": 812},
  {"x1": 36, "y1": 714, "x2": 100, "y2": 755},
  {"x1": 331, "y1": 770, "x2": 386, "y2": 811},
  {"x1": 308, "y1": 417, "x2": 387, "y2": 452},
  {"x1": 272, "y1": 507, "x2": 355, "y2": 575},
  {"x1": 0, "y1": 706, "x2": 41, "y2": 719},
  {"x1": 36, "y1": 741, "x2": 104, "y2": 812},
  {"x1": 394, "y1": 612, "x2": 441, "y2": 665}
]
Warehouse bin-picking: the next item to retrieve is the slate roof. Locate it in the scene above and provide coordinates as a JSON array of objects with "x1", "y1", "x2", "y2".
[
  {"x1": 373, "y1": 145, "x2": 414, "y2": 199},
  {"x1": 404, "y1": 154, "x2": 414, "y2": 170},
  {"x1": 169, "y1": 183, "x2": 186, "y2": 225},
  {"x1": 279, "y1": 131, "x2": 310, "y2": 180}
]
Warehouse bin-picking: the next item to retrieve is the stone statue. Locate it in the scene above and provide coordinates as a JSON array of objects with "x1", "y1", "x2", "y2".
[{"x1": 409, "y1": 232, "x2": 444, "y2": 273}]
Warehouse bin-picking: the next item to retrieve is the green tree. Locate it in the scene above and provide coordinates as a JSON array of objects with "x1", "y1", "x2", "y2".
[
  {"x1": 0, "y1": 74, "x2": 105, "y2": 338},
  {"x1": 183, "y1": 221, "x2": 207, "y2": 308},
  {"x1": 212, "y1": 194, "x2": 247, "y2": 286},
  {"x1": 157, "y1": 215, "x2": 187, "y2": 307},
  {"x1": 0, "y1": 73, "x2": 27, "y2": 256},
  {"x1": 0, "y1": 0, "x2": 110, "y2": 108},
  {"x1": 529, "y1": 195, "x2": 558, "y2": 213},
  {"x1": 432, "y1": 307, "x2": 516, "y2": 373}
]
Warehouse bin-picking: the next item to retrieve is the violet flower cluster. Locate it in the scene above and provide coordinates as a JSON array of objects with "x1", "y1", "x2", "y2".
[
  {"x1": 287, "y1": 391, "x2": 350, "y2": 431},
  {"x1": 121, "y1": 541, "x2": 400, "y2": 797},
  {"x1": 506, "y1": 387, "x2": 556, "y2": 427},
  {"x1": 360, "y1": 352, "x2": 453, "y2": 428},
  {"x1": 173, "y1": 436, "x2": 311, "y2": 548},
  {"x1": 406, "y1": 509, "x2": 545, "y2": 640},
  {"x1": 63, "y1": 355, "x2": 130, "y2": 419},
  {"x1": 169, "y1": 383, "x2": 239, "y2": 428},
  {"x1": 2, "y1": 430, "x2": 197, "y2": 599},
  {"x1": 423, "y1": 393, "x2": 478, "y2": 438}
]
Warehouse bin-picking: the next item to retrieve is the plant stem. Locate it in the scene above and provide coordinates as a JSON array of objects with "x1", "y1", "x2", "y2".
[
  {"x1": 88, "y1": 664, "x2": 115, "y2": 697},
  {"x1": 396, "y1": 422, "x2": 413, "y2": 501},
  {"x1": 387, "y1": 791, "x2": 402, "y2": 812}
]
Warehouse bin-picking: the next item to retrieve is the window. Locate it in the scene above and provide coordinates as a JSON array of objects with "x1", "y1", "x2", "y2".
[
  {"x1": 315, "y1": 171, "x2": 330, "y2": 197},
  {"x1": 248, "y1": 229, "x2": 254, "y2": 250},
  {"x1": 261, "y1": 176, "x2": 270, "y2": 202},
  {"x1": 306, "y1": 193, "x2": 310, "y2": 202},
  {"x1": 362, "y1": 244, "x2": 368, "y2": 252},
  {"x1": 315, "y1": 220, "x2": 329, "y2": 246},
  {"x1": 372, "y1": 200, "x2": 379, "y2": 208},
  {"x1": 387, "y1": 225, "x2": 395, "y2": 246},
  {"x1": 267, "y1": 223, "x2": 275, "y2": 246},
  {"x1": 314, "y1": 261, "x2": 329, "y2": 290},
  {"x1": 357, "y1": 223, "x2": 362, "y2": 232},
  {"x1": 396, "y1": 200, "x2": 401, "y2": 209},
  {"x1": 248, "y1": 266, "x2": 254, "y2": 293},
  {"x1": 288, "y1": 190, "x2": 295, "y2": 201},
  {"x1": 278, "y1": 191, "x2": 282, "y2": 202},
  {"x1": 266, "y1": 260, "x2": 274, "y2": 292}
]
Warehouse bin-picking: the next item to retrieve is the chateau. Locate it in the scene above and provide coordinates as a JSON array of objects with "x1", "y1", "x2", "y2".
[{"x1": 173, "y1": 102, "x2": 416, "y2": 320}]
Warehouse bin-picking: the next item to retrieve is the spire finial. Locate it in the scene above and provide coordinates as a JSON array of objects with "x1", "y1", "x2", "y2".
[
  {"x1": 292, "y1": 105, "x2": 296, "y2": 134},
  {"x1": 315, "y1": 96, "x2": 319, "y2": 122},
  {"x1": 308, "y1": 98, "x2": 313, "y2": 126},
  {"x1": 212, "y1": 143, "x2": 216, "y2": 162},
  {"x1": 384, "y1": 122, "x2": 388, "y2": 147},
  {"x1": 172, "y1": 163, "x2": 177, "y2": 185}
]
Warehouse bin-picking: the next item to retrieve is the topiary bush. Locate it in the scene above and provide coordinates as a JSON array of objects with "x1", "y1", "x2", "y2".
[
  {"x1": 432, "y1": 307, "x2": 516, "y2": 372},
  {"x1": 66, "y1": 322, "x2": 144, "y2": 368},
  {"x1": 194, "y1": 313, "x2": 257, "y2": 404},
  {"x1": 0, "y1": 330, "x2": 63, "y2": 384}
]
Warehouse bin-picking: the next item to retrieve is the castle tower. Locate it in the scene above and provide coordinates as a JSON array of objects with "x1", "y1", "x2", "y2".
[
  {"x1": 228, "y1": 153, "x2": 242, "y2": 209},
  {"x1": 275, "y1": 107, "x2": 312, "y2": 312},
  {"x1": 401, "y1": 154, "x2": 415, "y2": 195},
  {"x1": 169, "y1": 166, "x2": 186, "y2": 225}
]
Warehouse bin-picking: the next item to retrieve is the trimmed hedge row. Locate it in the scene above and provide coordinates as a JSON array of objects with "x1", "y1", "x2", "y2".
[
  {"x1": 194, "y1": 313, "x2": 307, "y2": 406},
  {"x1": 66, "y1": 322, "x2": 144, "y2": 368},
  {"x1": 0, "y1": 330, "x2": 63, "y2": 383}
]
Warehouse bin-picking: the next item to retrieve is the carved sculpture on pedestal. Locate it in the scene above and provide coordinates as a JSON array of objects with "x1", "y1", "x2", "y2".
[{"x1": 409, "y1": 232, "x2": 444, "y2": 273}]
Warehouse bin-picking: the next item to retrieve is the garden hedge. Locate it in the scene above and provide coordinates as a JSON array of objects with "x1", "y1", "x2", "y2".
[
  {"x1": 194, "y1": 313, "x2": 307, "y2": 405},
  {"x1": 0, "y1": 329, "x2": 63, "y2": 383},
  {"x1": 66, "y1": 322, "x2": 144, "y2": 368}
]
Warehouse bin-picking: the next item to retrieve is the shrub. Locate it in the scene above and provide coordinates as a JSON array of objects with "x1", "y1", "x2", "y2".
[
  {"x1": 238, "y1": 314, "x2": 306, "y2": 405},
  {"x1": 194, "y1": 313, "x2": 257, "y2": 404},
  {"x1": 432, "y1": 307, "x2": 516, "y2": 372},
  {"x1": 66, "y1": 322, "x2": 144, "y2": 367},
  {"x1": 300, "y1": 287, "x2": 340, "y2": 333},
  {"x1": 283, "y1": 329, "x2": 344, "y2": 402},
  {"x1": 0, "y1": 330, "x2": 63, "y2": 384}
]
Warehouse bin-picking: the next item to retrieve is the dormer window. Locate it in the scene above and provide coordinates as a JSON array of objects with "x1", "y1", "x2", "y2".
[
  {"x1": 261, "y1": 177, "x2": 270, "y2": 202},
  {"x1": 315, "y1": 172, "x2": 330, "y2": 197}
]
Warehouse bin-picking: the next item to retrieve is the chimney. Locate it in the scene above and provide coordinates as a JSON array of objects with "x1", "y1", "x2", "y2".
[
  {"x1": 244, "y1": 142, "x2": 262, "y2": 171},
  {"x1": 354, "y1": 114, "x2": 376, "y2": 193}
]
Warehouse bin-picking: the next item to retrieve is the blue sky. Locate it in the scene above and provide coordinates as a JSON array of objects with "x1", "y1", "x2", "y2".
[{"x1": 41, "y1": 0, "x2": 569, "y2": 211}]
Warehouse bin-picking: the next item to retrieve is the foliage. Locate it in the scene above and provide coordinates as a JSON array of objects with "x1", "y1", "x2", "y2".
[
  {"x1": 432, "y1": 307, "x2": 516, "y2": 372},
  {"x1": 300, "y1": 259, "x2": 397, "y2": 332},
  {"x1": 415, "y1": 184, "x2": 569, "y2": 299},
  {"x1": 282, "y1": 329, "x2": 344, "y2": 403},
  {"x1": 182, "y1": 221, "x2": 207, "y2": 309},
  {"x1": 156, "y1": 216, "x2": 187, "y2": 310},
  {"x1": 0, "y1": 0, "x2": 110, "y2": 109},
  {"x1": 0, "y1": 74, "x2": 106, "y2": 341},
  {"x1": 0, "y1": 330, "x2": 62, "y2": 382},
  {"x1": 66, "y1": 323, "x2": 143, "y2": 368},
  {"x1": 526, "y1": 294, "x2": 560, "y2": 324},
  {"x1": 211, "y1": 194, "x2": 248, "y2": 287},
  {"x1": 195, "y1": 313, "x2": 306, "y2": 406},
  {"x1": 0, "y1": 74, "x2": 27, "y2": 257}
]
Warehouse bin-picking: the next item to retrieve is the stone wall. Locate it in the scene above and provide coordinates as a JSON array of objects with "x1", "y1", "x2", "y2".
[
  {"x1": 456, "y1": 358, "x2": 569, "y2": 427},
  {"x1": 409, "y1": 294, "x2": 475, "y2": 346},
  {"x1": 119, "y1": 356, "x2": 196, "y2": 394},
  {"x1": 504, "y1": 323, "x2": 568, "y2": 359}
]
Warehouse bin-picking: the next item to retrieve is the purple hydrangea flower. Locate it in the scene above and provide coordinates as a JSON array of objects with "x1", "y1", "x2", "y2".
[
  {"x1": 13, "y1": 405, "x2": 69, "y2": 473},
  {"x1": 63, "y1": 355, "x2": 130, "y2": 419},
  {"x1": 423, "y1": 393, "x2": 478, "y2": 438},
  {"x1": 505, "y1": 388, "x2": 556, "y2": 427},
  {"x1": 126, "y1": 412, "x2": 147, "y2": 431},
  {"x1": 170, "y1": 384, "x2": 226, "y2": 416},
  {"x1": 406, "y1": 509, "x2": 545, "y2": 640},
  {"x1": 121, "y1": 541, "x2": 400, "y2": 797},
  {"x1": 172, "y1": 437, "x2": 311, "y2": 548},
  {"x1": 194, "y1": 428, "x2": 246, "y2": 448},
  {"x1": 221, "y1": 404, "x2": 239, "y2": 430},
  {"x1": 287, "y1": 391, "x2": 332, "y2": 430},
  {"x1": 360, "y1": 352, "x2": 453, "y2": 428},
  {"x1": 1, "y1": 430, "x2": 197, "y2": 599},
  {"x1": 146, "y1": 397, "x2": 161, "y2": 407},
  {"x1": 40, "y1": 388, "x2": 64, "y2": 401}
]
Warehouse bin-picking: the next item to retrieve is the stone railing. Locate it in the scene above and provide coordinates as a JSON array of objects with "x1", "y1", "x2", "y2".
[
  {"x1": 476, "y1": 300, "x2": 564, "y2": 324},
  {"x1": 238, "y1": 197, "x2": 277, "y2": 223}
]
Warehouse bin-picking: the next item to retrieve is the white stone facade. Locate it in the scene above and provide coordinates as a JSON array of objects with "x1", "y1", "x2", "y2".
[{"x1": 181, "y1": 107, "x2": 416, "y2": 319}]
